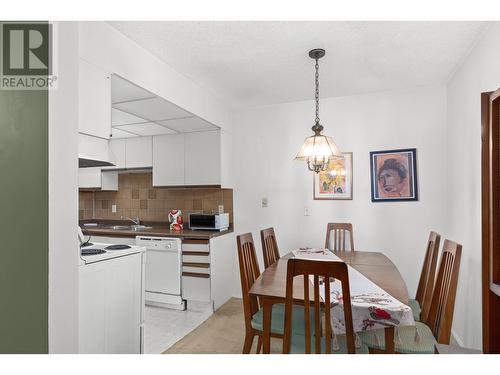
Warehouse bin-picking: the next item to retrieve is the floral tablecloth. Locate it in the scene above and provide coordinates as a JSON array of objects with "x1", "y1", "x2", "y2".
[{"x1": 292, "y1": 249, "x2": 415, "y2": 338}]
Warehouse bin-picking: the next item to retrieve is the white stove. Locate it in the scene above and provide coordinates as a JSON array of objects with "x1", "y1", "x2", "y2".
[
  {"x1": 79, "y1": 242, "x2": 146, "y2": 264},
  {"x1": 78, "y1": 240, "x2": 146, "y2": 354}
]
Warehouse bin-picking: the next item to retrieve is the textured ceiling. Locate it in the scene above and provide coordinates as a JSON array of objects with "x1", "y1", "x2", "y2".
[{"x1": 108, "y1": 21, "x2": 488, "y2": 110}]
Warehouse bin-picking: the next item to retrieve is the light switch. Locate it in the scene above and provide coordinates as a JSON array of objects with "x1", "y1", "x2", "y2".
[
  {"x1": 304, "y1": 207, "x2": 311, "y2": 216},
  {"x1": 262, "y1": 197, "x2": 268, "y2": 208},
  {"x1": 111, "y1": 204, "x2": 117, "y2": 213}
]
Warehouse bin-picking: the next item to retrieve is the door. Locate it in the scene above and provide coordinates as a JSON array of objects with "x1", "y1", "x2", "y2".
[{"x1": 481, "y1": 90, "x2": 500, "y2": 353}]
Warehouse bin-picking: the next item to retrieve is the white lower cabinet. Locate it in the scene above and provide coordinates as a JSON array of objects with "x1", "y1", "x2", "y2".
[
  {"x1": 181, "y1": 235, "x2": 235, "y2": 310},
  {"x1": 79, "y1": 252, "x2": 145, "y2": 354}
]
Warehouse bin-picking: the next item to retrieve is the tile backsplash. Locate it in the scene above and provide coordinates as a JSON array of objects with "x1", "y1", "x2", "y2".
[{"x1": 79, "y1": 172, "x2": 233, "y2": 224}]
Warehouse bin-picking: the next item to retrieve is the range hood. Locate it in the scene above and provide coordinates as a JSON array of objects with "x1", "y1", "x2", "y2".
[
  {"x1": 78, "y1": 156, "x2": 115, "y2": 168},
  {"x1": 78, "y1": 134, "x2": 116, "y2": 168}
]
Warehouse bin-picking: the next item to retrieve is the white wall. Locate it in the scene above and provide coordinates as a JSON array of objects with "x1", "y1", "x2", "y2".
[
  {"x1": 48, "y1": 22, "x2": 80, "y2": 353},
  {"x1": 78, "y1": 21, "x2": 232, "y2": 131},
  {"x1": 232, "y1": 85, "x2": 447, "y2": 303},
  {"x1": 445, "y1": 23, "x2": 500, "y2": 349}
]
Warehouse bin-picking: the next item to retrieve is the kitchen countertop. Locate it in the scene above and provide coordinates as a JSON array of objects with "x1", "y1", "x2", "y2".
[{"x1": 80, "y1": 219, "x2": 233, "y2": 240}]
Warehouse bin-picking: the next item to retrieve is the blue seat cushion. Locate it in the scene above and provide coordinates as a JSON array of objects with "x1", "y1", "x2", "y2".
[
  {"x1": 251, "y1": 303, "x2": 315, "y2": 335},
  {"x1": 408, "y1": 299, "x2": 421, "y2": 322},
  {"x1": 358, "y1": 322, "x2": 437, "y2": 354}
]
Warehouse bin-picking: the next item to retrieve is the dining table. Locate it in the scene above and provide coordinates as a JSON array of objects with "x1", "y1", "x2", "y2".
[{"x1": 248, "y1": 250, "x2": 411, "y2": 354}]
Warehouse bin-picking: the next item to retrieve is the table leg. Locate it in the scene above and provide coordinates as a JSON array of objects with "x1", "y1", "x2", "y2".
[
  {"x1": 262, "y1": 298, "x2": 272, "y2": 354},
  {"x1": 384, "y1": 327, "x2": 395, "y2": 354}
]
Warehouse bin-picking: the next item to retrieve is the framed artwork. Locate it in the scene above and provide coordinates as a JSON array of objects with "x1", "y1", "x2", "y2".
[
  {"x1": 313, "y1": 152, "x2": 353, "y2": 200},
  {"x1": 370, "y1": 148, "x2": 418, "y2": 202}
]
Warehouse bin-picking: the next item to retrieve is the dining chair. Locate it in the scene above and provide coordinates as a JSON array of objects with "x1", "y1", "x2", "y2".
[
  {"x1": 282, "y1": 258, "x2": 369, "y2": 354},
  {"x1": 260, "y1": 227, "x2": 280, "y2": 269},
  {"x1": 237, "y1": 233, "x2": 312, "y2": 353},
  {"x1": 325, "y1": 223, "x2": 354, "y2": 251},
  {"x1": 408, "y1": 231, "x2": 441, "y2": 322},
  {"x1": 359, "y1": 239, "x2": 462, "y2": 354}
]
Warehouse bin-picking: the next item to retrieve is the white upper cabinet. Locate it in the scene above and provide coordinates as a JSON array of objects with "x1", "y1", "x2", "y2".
[
  {"x1": 153, "y1": 130, "x2": 228, "y2": 187},
  {"x1": 185, "y1": 131, "x2": 221, "y2": 186},
  {"x1": 79, "y1": 59, "x2": 111, "y2": 139},
  {"x1": 125, "y1": 137, "x2": 152, "y2": 169},
  {"x1": 153, "y1": 134, "x2": 185, "y2": 187},
  {"x1": 107, "y1": 139, "x2": 127, "y2": 169},
  {"x1": 78, "y1": 168, "x2": 118, "y2": 191}
]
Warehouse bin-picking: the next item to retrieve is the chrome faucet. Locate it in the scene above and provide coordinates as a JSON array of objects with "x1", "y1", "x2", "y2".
[{"x1": 121, "y1": 216, "x2": 140, "y2": 225}]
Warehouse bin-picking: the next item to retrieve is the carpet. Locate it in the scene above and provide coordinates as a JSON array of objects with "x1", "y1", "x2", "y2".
[{"x1": 163, "y1": 298, "x2": 282, "y2": 354}]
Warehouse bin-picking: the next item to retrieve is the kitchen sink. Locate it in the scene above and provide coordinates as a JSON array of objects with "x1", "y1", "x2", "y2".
[{"x1": 108, "y1": 225, "x2": 152, "y2": 231}]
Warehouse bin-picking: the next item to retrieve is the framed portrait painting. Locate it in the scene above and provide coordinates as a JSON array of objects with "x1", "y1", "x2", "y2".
[
  {"x1": 313, "y1": 152, "x2": 353, "y2": 200},
  {"x1": 370, "y1": 148, "x2": 418, "y2": 202}
]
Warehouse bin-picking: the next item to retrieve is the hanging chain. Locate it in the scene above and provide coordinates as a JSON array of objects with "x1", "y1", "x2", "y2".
[{"x1": 315, "y1": 58, "x2": 320, "y2": 125}]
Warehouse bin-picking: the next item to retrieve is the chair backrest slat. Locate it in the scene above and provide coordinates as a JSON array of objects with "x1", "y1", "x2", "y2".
[
  {"x1": 282, "y1": 259, "x2": 356, "y2": 354},
  {"x1": 425, "y1": 239, "x2": 462, "y2": 344},
  {"x1": 325, "y1": 223, "x2": 355, "y2": 251},
  {"x1": 261, "y1": 227, "x2": 281, "y2": 269},
  {"x1": 416, "y1": 231, "x2": 441, "y2": 323},
  {"x1": 237, "y1": 233, "x2": 261, "y2": 334}
]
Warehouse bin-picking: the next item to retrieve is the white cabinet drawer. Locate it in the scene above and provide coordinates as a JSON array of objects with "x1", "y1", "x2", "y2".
[
  {"x1": 183, "y1": 254, "x2": 210, "y2": 263},
  {"x1": 181, "y1": 242, "x2": 210, "y2": 253},
  {"x1": 182, "y1": 265, "x2": 210, "y2": 274},
  {"x1": 182, "y1": 273, "x2": 210, "y2": 302}
]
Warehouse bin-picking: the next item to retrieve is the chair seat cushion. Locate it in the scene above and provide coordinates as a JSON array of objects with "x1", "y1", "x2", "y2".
[
  {"x1": 358, "y1": 322, "x2": 437, "y2": 354},
  {"x1": 251, "y1": 304, "x2": 314, "y2": 335},
  {"x1": 408, "y1": 299, "x2": 421, "y2": 322},
  {"x1": 290, "y1": 333, "x2": 369, "y2": 354}
]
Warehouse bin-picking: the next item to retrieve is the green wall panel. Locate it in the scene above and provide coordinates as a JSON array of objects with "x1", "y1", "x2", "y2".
[{"x1": 0, "y1": 26, "x2": 49, "y2": 353}]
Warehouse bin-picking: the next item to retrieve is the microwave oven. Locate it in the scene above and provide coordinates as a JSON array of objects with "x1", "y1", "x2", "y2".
[{"x1": 189, "y1": 213, "x2": 229, "y2": 231}]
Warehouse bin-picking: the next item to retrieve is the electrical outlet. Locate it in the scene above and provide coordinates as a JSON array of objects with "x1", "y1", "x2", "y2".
[
  {"x1": 304, "y1": 207, "x2": 311, "y2": 216},
  {"x1": 111, "y1": 204, "x2": 117, "y2": 213},
  {"x1": 262, "y1": 197, "x2": 268, "y2": 208},
  {"x1": 218, "y1": 205, "x2": 224, "y2": 214}
]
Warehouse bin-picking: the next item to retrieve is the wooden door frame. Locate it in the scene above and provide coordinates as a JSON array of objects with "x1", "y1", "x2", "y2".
[{"x1": 481, "y1": 89, "x2": 500, "y2": 353}]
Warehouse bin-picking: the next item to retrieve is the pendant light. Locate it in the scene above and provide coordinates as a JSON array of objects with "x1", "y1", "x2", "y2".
[{"x1": 295, "y1": 48, "x2": 342, "y2": 173}]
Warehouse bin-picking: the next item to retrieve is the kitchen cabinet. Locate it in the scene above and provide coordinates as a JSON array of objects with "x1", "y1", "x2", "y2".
[
  {"x1": 93, "y1": 234, "x2": 235, "y2": 312},
  {"x1": 152, "y1": 130, "x2": 231, "y2": 187},
  {"x1": 79, "y1": 59, "x2": 111, "y2": 139},
  {"x1": 79, "y1": 252, "x2": 145, "y2": 354},
  {"x1": 153, "y1": 134, "x2": 184, "y2": 186},
  {"x1": 184, "y1": 130, "x2": 221, "y2": 186},
  {"x1": 79, "y1": 133, "x2": 112, "y2": 165},
  {"x1": 103, "y1": 138, "x2": 126, "y2": 170},
  {"x1": 181, "y1": 235, "x2": 235, "y2": 310},
  {"x1": 125, "y1": 137, "x2": 152, "y2": 168},
  {"x1": 79, "y1": 169, "x2": 118, "y2": 190}
]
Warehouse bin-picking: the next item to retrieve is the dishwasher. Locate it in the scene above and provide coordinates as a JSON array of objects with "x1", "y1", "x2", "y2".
[{"x1": 136, "y1": 236, "x2": 185, "y2": 310}]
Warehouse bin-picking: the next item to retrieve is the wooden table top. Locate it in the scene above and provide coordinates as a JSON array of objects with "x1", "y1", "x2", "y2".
[{"x1": 249, "y1": 250, "x2": 409, "y2": 304}]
